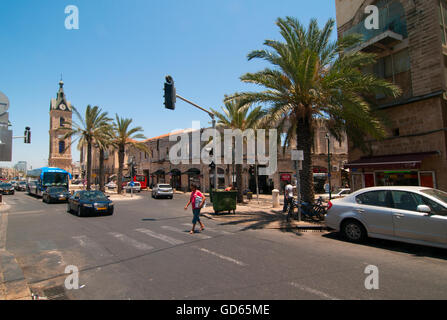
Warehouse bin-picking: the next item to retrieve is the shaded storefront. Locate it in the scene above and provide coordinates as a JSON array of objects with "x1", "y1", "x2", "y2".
[
  {"x1": 346, "y1": 152, "x2": 439, "y2": 191},
  {"x1": 169, "y1": 169, "x2": 181, "y2": 190},
  {"x1": 185, "y1": 168, "x2": 201, "y2": 191}
]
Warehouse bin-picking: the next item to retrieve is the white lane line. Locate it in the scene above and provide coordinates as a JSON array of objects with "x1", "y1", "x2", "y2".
[
  {"x1": 108, "y1": 232, "x2": 154, "y2": 251},
  {"x1": 11, "y1": 210, "x2": 45, "y2": 215},
  {"x1": 290, "y1": 282, "x2": 340, "y2": 300},
  {"x1": 162, "y1": 225, "x2": 211, "y2": 239},
  {"x1": 72, "y1": 235, "x2": 113, "y2": 257},
  {"x1": 135, "y1": 228, "x2": 184, "y2": 245},
  {"x1": 197, "y1": 247, "x2": 247, "y2": 266},
  {"x1": 181, "y1": 223, "x2": 231, "y2": 235}
]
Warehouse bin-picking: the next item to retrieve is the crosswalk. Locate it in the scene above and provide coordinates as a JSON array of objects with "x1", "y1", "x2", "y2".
[{"x1": 66, "y1": 223, "x2": 232, "y2": 255}]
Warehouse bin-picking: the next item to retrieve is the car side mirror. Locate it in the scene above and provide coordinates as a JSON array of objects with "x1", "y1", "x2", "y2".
[{"x1": 417, "y1": 205, "x2": 432, "y2": 215}]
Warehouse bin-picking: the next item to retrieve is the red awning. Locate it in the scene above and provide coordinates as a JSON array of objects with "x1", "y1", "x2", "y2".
[{"x1": 345, "y1": 152, "x2": 439, "y2": 170}]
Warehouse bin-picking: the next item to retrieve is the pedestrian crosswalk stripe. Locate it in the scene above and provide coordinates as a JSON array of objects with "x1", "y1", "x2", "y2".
[
  {"x1": 181, "y1": 223, "x2": 231, "y2": 235},
  {"x1": 72, "y1": 235, "x2": 113, "y2": 257},
  {"x1": 162, "y1": 226, "x2": 211, "y2": 239},
  {"x1": 108, "y1": 232, "x2": 154, "y2": 251},
  {"x1": 289, "y1": 282, "x2": 340, "y2": 300},
  {"x1": 135, "y1": 228, "x2": 184, "y2": 245},
  {"x1": 197, "y1": 247, "x2": 247, "y2": 266}
]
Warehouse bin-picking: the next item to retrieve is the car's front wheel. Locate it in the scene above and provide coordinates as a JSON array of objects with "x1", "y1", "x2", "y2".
[{"x1": 341, "y1": 220, "x2": 366, "y2": 243}]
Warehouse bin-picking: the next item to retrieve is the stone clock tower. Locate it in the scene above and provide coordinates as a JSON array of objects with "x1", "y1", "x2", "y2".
[{"x1": 48, "y1": 80, "x2": 72, "y2": 172}]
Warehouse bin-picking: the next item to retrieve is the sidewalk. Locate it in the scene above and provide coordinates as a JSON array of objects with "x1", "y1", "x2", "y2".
[{"x1": 200, "y1": 194, "x2": 326, "y2": 231}]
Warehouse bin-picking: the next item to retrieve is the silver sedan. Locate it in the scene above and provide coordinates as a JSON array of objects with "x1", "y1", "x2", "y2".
[{"x1": 325, "y1": 186, "x2": 447, "y2": 249}]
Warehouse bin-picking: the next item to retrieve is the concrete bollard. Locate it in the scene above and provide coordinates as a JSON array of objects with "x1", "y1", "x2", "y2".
[{"x1": 272, "y1": 189, "x2": 280, "y2": 208}]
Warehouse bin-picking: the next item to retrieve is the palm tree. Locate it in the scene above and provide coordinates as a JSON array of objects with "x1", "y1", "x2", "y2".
[
  {"x1": 211, "y1": 97, "x2": 266, "y2": 203},
  {"x1": 227, "y1": 17, "x2": 401, "y2": 203},
  {"x1": 64, "y1": 105, "x2": 111, "y2": 190},
  {"x1": 112, "y1": 115, "x2": 149, "y2": 194},
  {"x1": 95, "y1": 124, "x2": 115, "y2": 192}
]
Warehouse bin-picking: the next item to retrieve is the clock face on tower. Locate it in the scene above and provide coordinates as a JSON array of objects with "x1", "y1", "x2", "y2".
[{"x1": 59, "y1": 104, "x2": 66, "y2": 110}]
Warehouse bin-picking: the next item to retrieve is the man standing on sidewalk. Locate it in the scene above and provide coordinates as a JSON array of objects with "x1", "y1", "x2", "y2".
[{"x1": 282, "y1": 180, "x2": 294, "y2": 213}]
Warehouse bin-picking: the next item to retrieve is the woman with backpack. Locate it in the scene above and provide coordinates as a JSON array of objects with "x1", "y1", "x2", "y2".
[{"x1": 184, "y1": 183, "x2": 206, "y2": 234}]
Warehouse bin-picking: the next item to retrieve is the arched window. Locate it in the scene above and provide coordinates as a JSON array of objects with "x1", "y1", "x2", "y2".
[
  {"x1": 60, "y1": 117, "x2": 65, "y2": 127},
  {"x1": 59, "y1": 141, "x2": 65, "y2": 154}
]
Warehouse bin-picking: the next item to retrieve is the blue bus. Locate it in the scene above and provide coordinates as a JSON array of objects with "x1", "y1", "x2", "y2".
[{"x1": 27, "y1": 167, "x2": 72, "y2": 197}]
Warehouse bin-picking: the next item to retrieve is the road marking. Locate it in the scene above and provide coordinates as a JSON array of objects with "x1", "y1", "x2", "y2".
[
  {"x1": 11, "y1": 210, "x2": 45, "y2": 215},
  {"x1": 181, "y1": 223, "x2": 231, "y2": 235},
  {"x1": 135, "y1": 228, "x2": 184, "y2": 245},
  {"x1": 108, "y1": 232, "x2": 154, "y2": 251},
  {"x1": 162, "y1": 225, "x2": 211, "y2": 239},
  {"x1": 72, "y1": 235, "x2": 113, "y2": 257},
  {"x1": 197, "y1": 247, "x2": 247, "y2": 266},
  {"x1": 289, "y1": 282, "x2": 340, "y2": 300}
]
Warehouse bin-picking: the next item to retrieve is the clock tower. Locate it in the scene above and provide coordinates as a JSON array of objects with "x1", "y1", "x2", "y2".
[{"x1": 48, "y1": 80, "x2": 72, "y2": 172}]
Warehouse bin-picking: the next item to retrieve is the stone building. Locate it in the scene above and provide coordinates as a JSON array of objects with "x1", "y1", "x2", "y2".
[
  {"x1": 336, "y1": 0, "x2": 447, "y2": 191},
  {"x1": 128, "y1": 121, "x2": 348, "y2": 194},
  {"x1": 48, "y1": 80, "x2": 73, "y2": 173}
]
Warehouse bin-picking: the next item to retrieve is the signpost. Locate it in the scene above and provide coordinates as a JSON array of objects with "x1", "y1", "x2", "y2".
[{"x1": 291, "y1": 150, "x2": 304, "y2": 221}]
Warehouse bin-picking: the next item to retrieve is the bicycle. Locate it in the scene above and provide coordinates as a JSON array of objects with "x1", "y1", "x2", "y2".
[{"x1": 286, "y1": 197, "x2": 327, "y2": 222}]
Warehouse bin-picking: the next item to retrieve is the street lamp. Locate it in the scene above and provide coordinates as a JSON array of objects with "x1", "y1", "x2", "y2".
[{"x1": 325, "y1": 133, "x2": 331, "y2": 200}]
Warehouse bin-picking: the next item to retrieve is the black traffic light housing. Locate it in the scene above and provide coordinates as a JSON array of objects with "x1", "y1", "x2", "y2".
[
  {"x1": 24, "y1": 127, "x2": 31, "y2": 144},
  {"x1": 164, "y1": 75, "x2": 176, "y2": 110}
]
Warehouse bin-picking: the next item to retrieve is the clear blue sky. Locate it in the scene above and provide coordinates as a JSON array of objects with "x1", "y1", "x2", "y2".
[{"x1": 0, "y1": 0, "x2": 336, "y2": 170}]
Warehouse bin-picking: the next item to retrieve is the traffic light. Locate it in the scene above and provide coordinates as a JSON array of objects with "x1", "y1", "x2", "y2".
[
  {"x1": 164, "y1": 75, "x2": 176, "y2": 110},
  {"x1": 249, "y1": 166, "x2": 254, "y2": 175},
  {"x1": 24, "y1": 127, "x2": 31, "y2": 144}
]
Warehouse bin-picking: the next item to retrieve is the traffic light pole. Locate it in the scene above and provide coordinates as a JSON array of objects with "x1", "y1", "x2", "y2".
[{"x1": 175, "y1": 94, "x2": 218, "y2": 193}]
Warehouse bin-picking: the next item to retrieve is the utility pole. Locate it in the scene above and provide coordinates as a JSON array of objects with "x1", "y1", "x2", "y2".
[{"x1": 326, "y1": 133, "x2": 332, "y2": 201}]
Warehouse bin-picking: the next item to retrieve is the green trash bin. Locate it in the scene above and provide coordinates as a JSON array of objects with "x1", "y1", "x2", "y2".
[{"x1": 212, "y1": 190, "x2": 237, "y2": 214}]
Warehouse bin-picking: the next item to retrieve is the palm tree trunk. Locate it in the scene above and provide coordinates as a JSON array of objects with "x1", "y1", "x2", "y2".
[
  {"x1": 99, "y1": 148, "x2": 105, "y2": 192},
  {"x1": 296, "y1": 116, "x2": 315, "y2": 204},
  {"x1": 117, "y1": 145, "x2": 125, "y2": 194},
  {"x1": 87, "y1": 141, "x2": 92, "y2": 191},
  {"x1": 236, "y1": 163, "x2": 243, "y2": 203}
]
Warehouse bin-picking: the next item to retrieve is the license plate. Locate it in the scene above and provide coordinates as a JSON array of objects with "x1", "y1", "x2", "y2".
[
  {"x1": 96, "y1": 207, "x2": 107, "y2": 211},
  {"x1": 60, "y1": 197, "x2": 66, "y2": 200}
]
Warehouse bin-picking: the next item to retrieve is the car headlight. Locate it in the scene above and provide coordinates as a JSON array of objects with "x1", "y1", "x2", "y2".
[{"x1": 109, "y1": 202, "x2": 114, "y2": 206}]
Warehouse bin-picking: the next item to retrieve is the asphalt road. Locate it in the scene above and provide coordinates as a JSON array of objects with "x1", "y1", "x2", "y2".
[{"x1": 1, "y1": 191, "x2": 447, "y2": 300}]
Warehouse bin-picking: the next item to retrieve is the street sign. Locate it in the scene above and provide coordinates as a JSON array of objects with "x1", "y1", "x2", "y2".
[
  {"x1": 291, "y1": 150, "x2": 304, "y2": 161},
  {"x1": 129, "y1": 181, "x2": 135, "y2": 187}
]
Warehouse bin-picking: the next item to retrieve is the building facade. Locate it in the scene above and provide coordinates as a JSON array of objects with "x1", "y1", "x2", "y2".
[
  {"x1": 48, "y1": 80, "x2": 73, "y2": 173},
  {"x1": 336, "y1": 0, "x2": 447, "y2": 191},
  {"x1": 128, "y1": 121, "x2": 348, "y2": 194}
]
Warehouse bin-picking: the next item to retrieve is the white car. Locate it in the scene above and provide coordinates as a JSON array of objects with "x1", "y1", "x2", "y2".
[
  {"x1": 320, "y1": 188, "x2": 351, "y2": 200},
  {"x1": 106, "y1": 181, "x2": 117, "y2": 190},
  {"x1": 152, "y1": 184, "x2": 173, "y2": 199},
  {"x1": 325, "y1": 186, "x2": 447, "y2": 249}
]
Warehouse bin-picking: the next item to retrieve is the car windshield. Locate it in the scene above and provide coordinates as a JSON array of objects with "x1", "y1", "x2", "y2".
[
  {"x1": 43, "y1": 172, "x2": 69, "y2": 187},
  {"x1": 19, "y1": 182, "x2": 26, "y2": 185},
  {"x1": 159, "y1": 185, "x2": 171, "y2": 189},
  {"x1": 2, "y1": 183, "x2": 12, "y2": 188},
  {"x1": 421, "y1": 189, "x2": 447, "y2": 204},
  {"x1": 48, "y1": 187, "x2": 67, "y2": 193},
  {"x1": 79, "y1": 191, "x2": 108, "y2": 201}
]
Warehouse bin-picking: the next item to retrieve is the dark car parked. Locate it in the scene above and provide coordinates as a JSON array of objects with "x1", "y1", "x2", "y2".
[
  {"x1": 42, "y1": 187, "x2": 71, "y2": 203},
  {"x1": 15, "y1": 181, "x2": 27, "y2": 191},
  {"x1": 0, "y1": 183, "x2": 15, "y2": 195},
  {"x1": 67, "y1": 190, "x2": 114, "y2": 217}
]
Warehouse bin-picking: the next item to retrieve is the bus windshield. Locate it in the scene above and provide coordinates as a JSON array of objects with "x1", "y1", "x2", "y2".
[{"x1": 42, "y1": 172, "x2": 69, "y2": 187}]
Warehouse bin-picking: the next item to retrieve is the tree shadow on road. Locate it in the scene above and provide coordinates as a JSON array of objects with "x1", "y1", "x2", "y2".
[
  {"x1": 322, "y1": 232, "x2": 447, "y2": 261},
  {"x1": 211, "y1": 210, "x2": 306, "y2": 236}
]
